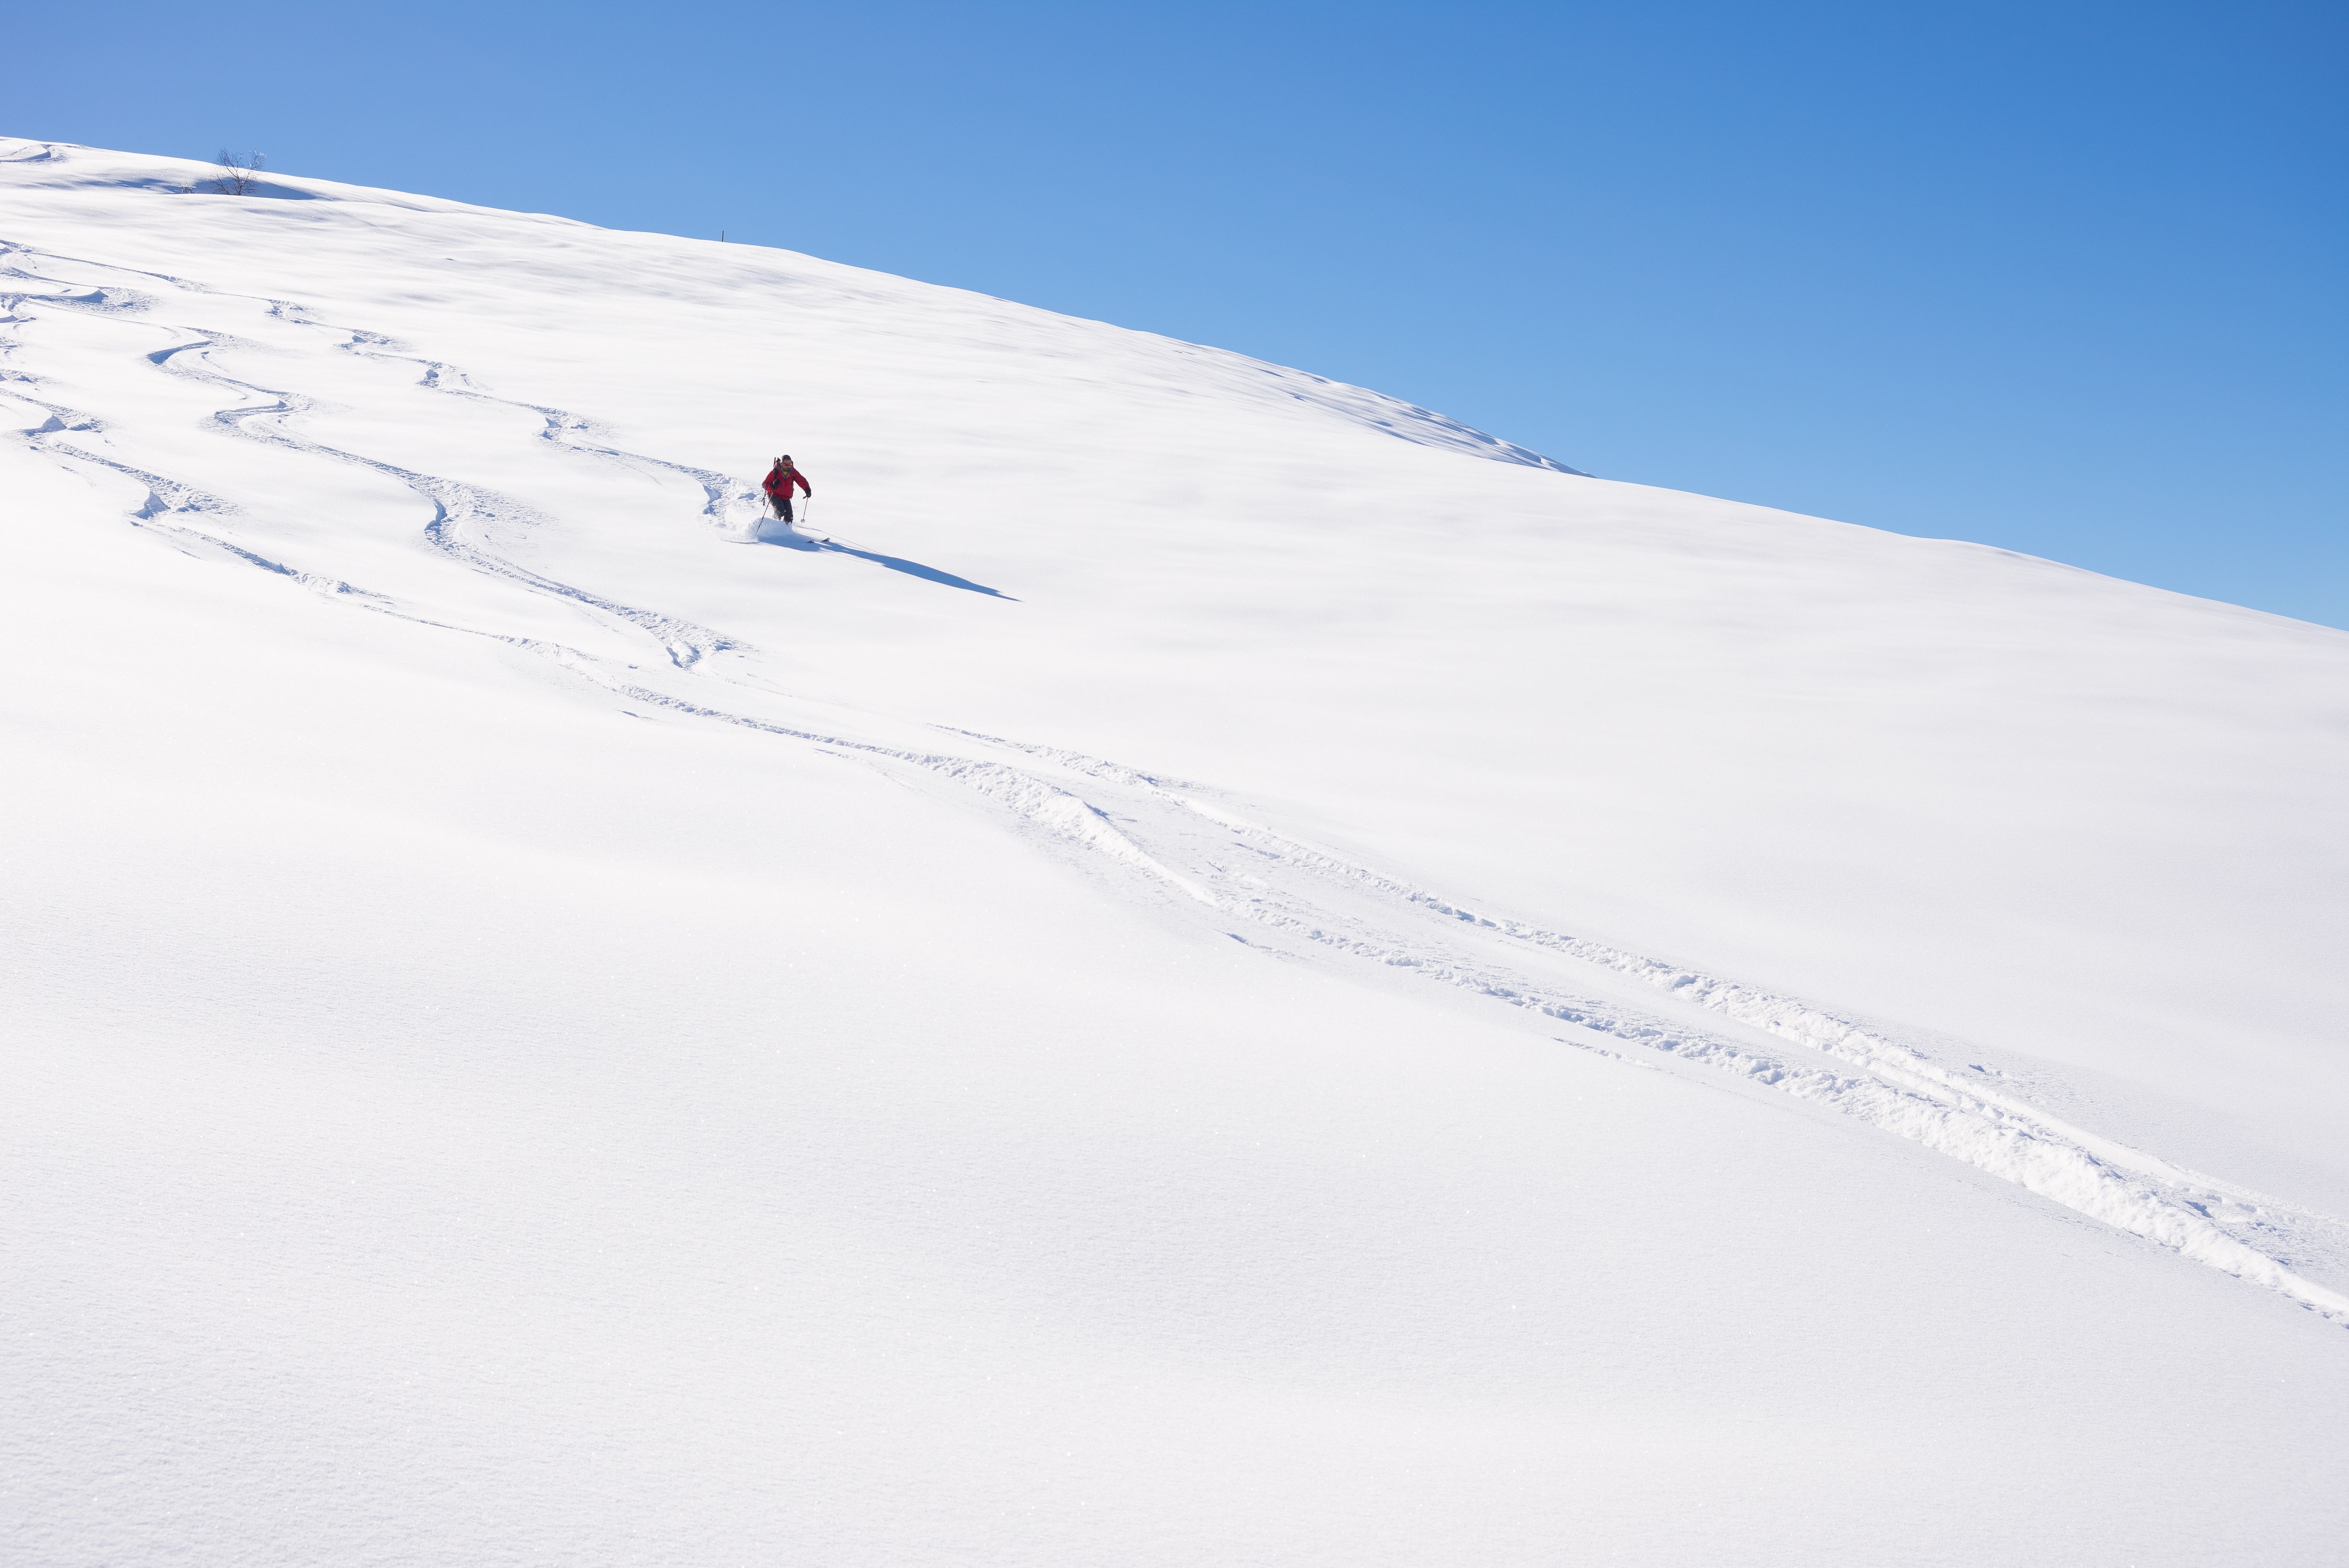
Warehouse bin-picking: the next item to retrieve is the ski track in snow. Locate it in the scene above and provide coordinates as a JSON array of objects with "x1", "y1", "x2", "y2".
[{"x1": 7, "y1": 231, "x2": 2347, "y2": 1327}]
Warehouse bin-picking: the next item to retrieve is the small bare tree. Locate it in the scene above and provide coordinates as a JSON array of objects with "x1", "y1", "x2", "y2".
[{"x1": 203, "y1": 150, "x2": 266, "y2": 196}]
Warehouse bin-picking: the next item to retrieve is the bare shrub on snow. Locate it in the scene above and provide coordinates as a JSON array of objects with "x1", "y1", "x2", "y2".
[{"x1": 203, "y1": 150, "x2": 266, "y2": 196}]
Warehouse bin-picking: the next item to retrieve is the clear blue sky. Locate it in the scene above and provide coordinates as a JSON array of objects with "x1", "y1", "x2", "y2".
[{"x1": 14, "y1": 1, "x2": 2345, "y2": 626}]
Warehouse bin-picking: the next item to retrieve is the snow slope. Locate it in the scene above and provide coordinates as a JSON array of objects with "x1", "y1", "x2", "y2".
[{"x1": 5, "y1": 139, "x2": 2347, "y2": 1564}]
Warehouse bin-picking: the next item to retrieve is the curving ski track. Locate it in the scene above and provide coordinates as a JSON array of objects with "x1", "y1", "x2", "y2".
[{"x1": 7, "y1": 219, "x2": 2345, "y2": 1327}]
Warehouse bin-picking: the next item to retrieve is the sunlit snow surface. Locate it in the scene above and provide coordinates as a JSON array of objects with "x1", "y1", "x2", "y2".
[{"x1": 5, "y1": 139, "x2": 2348, "y2": 1564}]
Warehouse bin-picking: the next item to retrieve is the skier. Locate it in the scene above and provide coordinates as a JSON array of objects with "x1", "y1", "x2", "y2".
[{"x1": 762, "y1": 455, "x2": 811, "y2": 525}]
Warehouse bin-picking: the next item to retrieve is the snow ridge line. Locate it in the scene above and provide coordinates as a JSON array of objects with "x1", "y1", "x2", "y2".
[{"x1": 939, "y1": 730, "x2": 2349, "y2": 1322}]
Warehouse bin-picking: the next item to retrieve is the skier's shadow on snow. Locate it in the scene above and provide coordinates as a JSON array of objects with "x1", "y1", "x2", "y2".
[{"x1": 761, "y1": 527, "x2": 1018, "y2": 600}]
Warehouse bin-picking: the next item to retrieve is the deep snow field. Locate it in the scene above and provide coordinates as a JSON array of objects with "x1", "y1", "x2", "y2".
[{"x1": 5, "y1": 138, "x2": 2347, "y2": 1564}]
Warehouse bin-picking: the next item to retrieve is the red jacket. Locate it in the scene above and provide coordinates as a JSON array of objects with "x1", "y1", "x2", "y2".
[{"x1": 763, "y1": 464, "x2": 810, "y2": 499}]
